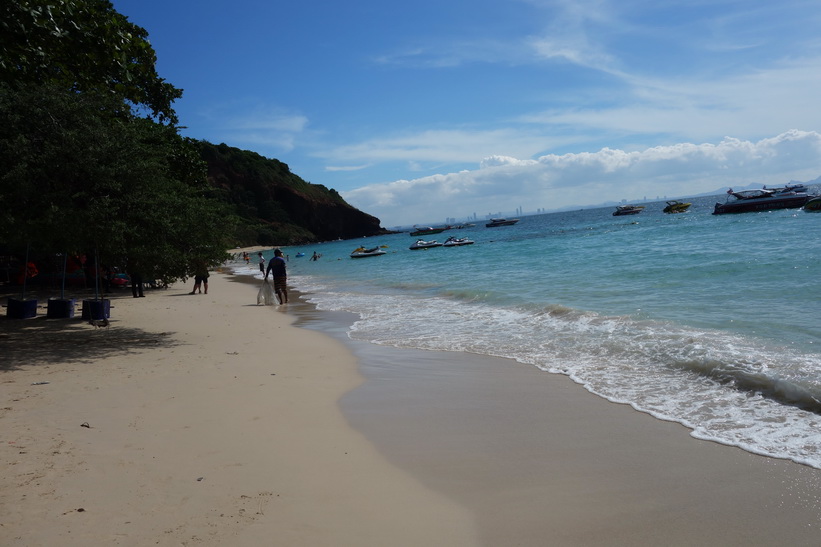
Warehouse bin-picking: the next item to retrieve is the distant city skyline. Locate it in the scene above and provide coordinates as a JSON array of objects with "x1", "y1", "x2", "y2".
[{"x1": 396, "y1": 177, "x2": 820, "y2": 229}]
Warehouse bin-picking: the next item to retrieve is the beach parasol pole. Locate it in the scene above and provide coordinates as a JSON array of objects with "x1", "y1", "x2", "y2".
[
  {"x1": 21, "y1": 242, "x2": 30, "y2": 300},
  {"x1": 93, "y1": 249, "x2": 101, "y2": 300},
  {"x1": 60, "y1": 252, "x2": 68, "y2": 300}
]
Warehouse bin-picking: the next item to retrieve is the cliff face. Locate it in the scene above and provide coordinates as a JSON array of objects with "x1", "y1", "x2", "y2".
[
  {"x1": 269, "y1": 187, "x2": 384, "y2": 241},
  {"x1": 196, "y1": 141, "x2": 389, "y2": 245}
]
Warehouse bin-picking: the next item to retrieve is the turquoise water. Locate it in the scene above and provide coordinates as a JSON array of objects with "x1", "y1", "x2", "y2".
[{"x1": 235, "y1": 193, "x2": 821, "y2": 467}]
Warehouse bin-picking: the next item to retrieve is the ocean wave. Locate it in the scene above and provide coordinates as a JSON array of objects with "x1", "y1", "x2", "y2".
[
  {"x1": 672, "y1": 358, "x2": 821, "y2": 413},
  {"x1": 295, "y1": 281, "x2": 821, "y2": 468}
]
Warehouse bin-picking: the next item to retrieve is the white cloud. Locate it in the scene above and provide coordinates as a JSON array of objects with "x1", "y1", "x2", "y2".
[
  {"x1": 228, "y1": 112, "x2": 308, "y2": 133},
  {"x1": 194, "y1": 101, "x2": 310, "y2": 154},
  {"x1": 525, "y1": 55, "x2": 821, "y2": 142},
  {"x1": 342, "y1": 130, "x2": 821, "y2": 226},
  {"x1": 325, "y1": 164, "x2": 371, "y2": 172},
  {"x1": 224, "y1": 110, "x2": 309, "y2": 153},
  {"x1": 480, "y1": 155, "x2": 538, "y2": 168},
  {"x1": 319, "y1": 129, "x2": 560, "y2": 165}
]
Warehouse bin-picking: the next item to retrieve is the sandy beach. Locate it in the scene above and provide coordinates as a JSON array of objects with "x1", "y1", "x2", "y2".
[
  {"x1": 2, "y1": 266, "x2": 821, "y2": 546},
  {"x1": 1, "y1": 271, "x2": 475, "y2": 546}
]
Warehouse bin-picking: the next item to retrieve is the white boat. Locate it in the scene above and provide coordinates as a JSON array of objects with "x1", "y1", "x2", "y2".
[
  {"x1": 410, "y1": 225, "x2": 448, "y2": 236},
  {"x1": 442, "y1": 236, "x2": 474, "y2": 247},
  {"x1": 409, "y1": 239, "x2": 443, "y2": 250},
  {"x1": 485, "y1": 218, "x2": 519, "y2": 227},
  {"x1": 713, "y1": 188, "x2": 810, "y2": 214},
  {"x1": 350, "y1": 246, "x2": 386, "y2": 258},
  {"x1": 770, "y1": 183, "x2": 809, "y2": 195}
]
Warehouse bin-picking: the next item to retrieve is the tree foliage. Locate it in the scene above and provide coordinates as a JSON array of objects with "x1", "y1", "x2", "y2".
[
  {"x1": 0, "y1": 83, "x2": 235, "y2": 283},
  {"x1": 0, "y1": 0, "x2": 383, "y2": 285},
  {"x1": 0, "y1": 1, "x2": 238, "y2": 284},
  {"x1": 0, "y1": 0, "x2": 182, "y2": 123}
]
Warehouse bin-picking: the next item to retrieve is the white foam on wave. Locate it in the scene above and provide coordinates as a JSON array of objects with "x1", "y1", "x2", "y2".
[{"x1": 295, "y1": 274, "x2": 821, "y2": 469}]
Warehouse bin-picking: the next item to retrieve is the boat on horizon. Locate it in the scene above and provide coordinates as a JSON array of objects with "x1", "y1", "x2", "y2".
[
  {"x1": 442, "y1": 236, "x2": 475, "y2": 247},
  {"x1": 663, "y1": 200, "x2": 691, "y2": 214},
  {"x1": 350, "y1": 246, "x2": 386, "y2": 258},
  {"x1": 410, "y1": 225, "x2": 449, "y2": 236},
  {"x1": 802, "y1": 196, "x2": 821, "y2": 212},
  {"x1": 713, "y1": 188, "x2": 811, "y2": 215},
  {"x1": 612, "y1": 205, "x2": 645, "y2": 216},
  {"x1": 485, "y1": 218, "x2": 519, "y2": 227},
  {"x1": 771, "y1": 183, "x2": 809, "y2": 194},
  {"x1": 409, "y1": 239, "x2": 443, "y2": 250}
]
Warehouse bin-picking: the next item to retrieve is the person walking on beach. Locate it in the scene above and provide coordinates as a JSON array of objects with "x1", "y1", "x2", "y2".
[
  {"x1": 189, "y1": 262, "x2": 209, "y2": 294},
  {"x1": 130, "y1": 273, "x2": 145, "y2": 298},
  {"x1": 128, "y1": 262, "x2": 145, "y2": 298},
  {"x1": 264, "y1": 249, "x2": 288, "y2": 304},
  {"x1": 258, "y1": 252, "x2": 266, "y2": 275}
]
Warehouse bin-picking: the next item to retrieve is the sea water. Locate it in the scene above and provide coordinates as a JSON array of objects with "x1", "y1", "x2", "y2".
[{"x1": 233, "y1": 193, "x2": 821, "y2": 468}]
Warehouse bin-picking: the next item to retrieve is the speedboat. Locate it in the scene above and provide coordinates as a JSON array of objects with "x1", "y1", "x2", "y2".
[
  {"x1": 409, "y1": 239, "x2": 443, "y2": 250},
  {"x1": 713, "y1": 188, "x2": 810, "y2": 215},
  {"x1": 485, "y1": 218, "x2": 519, "y2": 227},
  {"x1": 770, "y1": 183, "x2": 809, "y2": 195},
  {"x1": 350, "y1": 246, "x2": 386, "y2": 258},
  {"x1": 410, "y1": 225, "x2": 448, "y2": 236},
  {"x1": 663, "y1": 200, "x2": 691, "y2": 214},
  {"x1": 803, "y1": 196, "x2": 821, "y2": 212},
  {"x1": 612, "y1": 205, "x2": 644, "y2": 216},
  {"x1": 442, "y1": 236, "x2": 474, "y2": 247}
]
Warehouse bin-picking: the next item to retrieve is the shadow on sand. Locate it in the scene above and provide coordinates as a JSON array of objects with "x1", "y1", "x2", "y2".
[{"x1": 0, "y1": 288, "x2": 181, "y2": 372}]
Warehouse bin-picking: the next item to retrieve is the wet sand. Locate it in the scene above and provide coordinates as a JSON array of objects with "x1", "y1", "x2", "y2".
[{"x1": 294, "y1": 306, "x2": 821, "y2": 546}]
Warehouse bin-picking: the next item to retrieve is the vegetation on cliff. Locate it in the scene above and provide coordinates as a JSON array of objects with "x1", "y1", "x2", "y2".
[{"x1": 197, "y1": 142, "x2": 388, "y2": 246}]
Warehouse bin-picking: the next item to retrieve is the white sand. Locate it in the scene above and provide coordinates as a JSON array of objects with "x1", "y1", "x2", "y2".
[{"x1": 1, "y1": 272, "x2": 476, "y2": 546}]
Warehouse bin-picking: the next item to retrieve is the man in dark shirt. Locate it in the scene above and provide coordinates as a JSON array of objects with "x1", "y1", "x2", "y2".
[{"x1": 264, "y1": 249, "x2": 288, "y2": 304}]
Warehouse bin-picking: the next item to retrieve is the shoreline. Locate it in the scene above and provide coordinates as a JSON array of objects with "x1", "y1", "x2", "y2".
[
  {"x1": 288, "y1": 283, "x2": 821, "y2": 546},
  {"x1": 2, "y1": 268, "x2": 821, "y2": 545}
]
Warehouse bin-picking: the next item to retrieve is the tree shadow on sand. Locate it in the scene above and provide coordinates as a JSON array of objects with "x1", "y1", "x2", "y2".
[{"x1": 0, "y1": 315, "x2": 181, "y2": 372}]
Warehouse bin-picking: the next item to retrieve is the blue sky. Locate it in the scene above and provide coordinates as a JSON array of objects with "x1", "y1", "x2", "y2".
[{"x1": 113, "y1": 0, "x2": 821, "y2": 227}]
